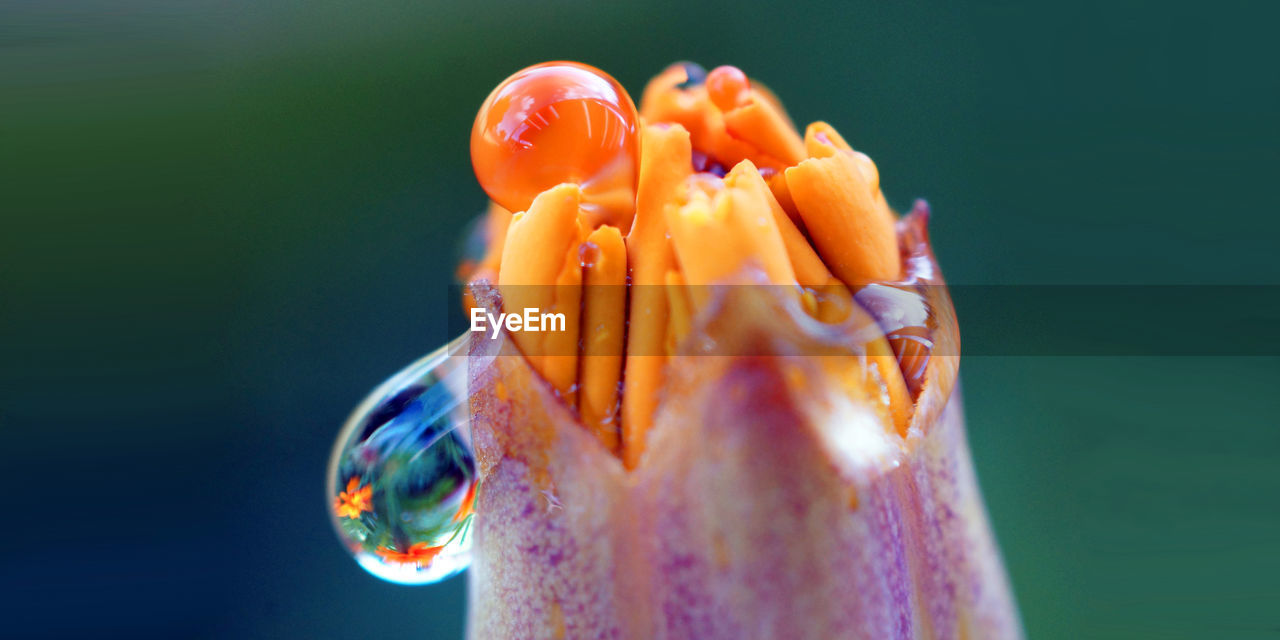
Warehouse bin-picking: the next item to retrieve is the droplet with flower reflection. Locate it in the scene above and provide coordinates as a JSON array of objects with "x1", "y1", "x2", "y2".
[{"x1": 327, "y1": 335, "x2": 476, "y2": 585}]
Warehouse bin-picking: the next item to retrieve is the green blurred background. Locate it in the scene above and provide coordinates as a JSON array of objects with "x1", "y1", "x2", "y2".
[{"x1": 4, "y1": 0, "x2": 1278, "y2": 637}]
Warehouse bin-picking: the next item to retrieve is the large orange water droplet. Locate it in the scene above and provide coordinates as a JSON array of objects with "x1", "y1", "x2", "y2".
[{"x1": 471, "y1": 62, "x2": 639, "y2": 228}]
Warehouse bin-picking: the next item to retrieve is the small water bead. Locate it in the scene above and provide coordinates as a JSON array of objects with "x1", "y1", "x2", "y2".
[
  {"x1": 705, "y1": 65, "x2": 751, "y2": 112},
  {"x1": 327, "y1": 335, "x2": 476, "y2": 585},
  {"x1": 470, "y1": 62, "x2": 640, "y2": 228}
]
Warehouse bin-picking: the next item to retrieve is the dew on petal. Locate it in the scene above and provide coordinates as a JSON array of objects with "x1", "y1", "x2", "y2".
[{"x1": 327, "y1": 335, "x2": 476, "y2": 585}]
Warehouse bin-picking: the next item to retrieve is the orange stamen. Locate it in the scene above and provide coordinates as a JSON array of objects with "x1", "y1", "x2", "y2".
[
  {"x1": 723, "y1": 100, "x2": 806, "y2": 166},
  {"x1": 805, "y1": 121, "x2": 895, "y2": 225},
  {"x1": 866, "y1": 334, "x2": 914, "y2": 437},
  {"x1": 498, "y1": 183, "x2": 584, "y2": 402},
  {"x1": 666, "y1": 164, "x2": 796, "y2": 308},
  {"x1": 723, "y1": 161, "x2": 856, "y2": 323},
  {"x1": 621, "y1": 124, "x2": 692, "y2": 468},
  {"x1": 664, "y1": 269, "x2": 693, "y2": 356},
  {"x1": 785, "y1": 152, "x2": 900, "y2": 285},
  {"x1": 579, "y1": 225, "x2": 628, "y2": 451},
  {"x1": 639, "y1": 63, "x2": 783, "y2": 172}
]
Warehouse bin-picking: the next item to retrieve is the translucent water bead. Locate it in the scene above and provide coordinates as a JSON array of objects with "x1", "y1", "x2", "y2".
[
  {"x1": 854, "y1": 284, "x2": 934, "y2": 398},
  {"x1": 326, "y1": 335, "x2": 476, "y2": 585},
  {"x1": 470, "y1": 61, "x2": 640, "y2": 228}
]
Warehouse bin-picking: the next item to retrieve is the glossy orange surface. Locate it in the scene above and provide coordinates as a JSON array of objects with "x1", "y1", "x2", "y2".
[
  {"x1": 706, "y1": 65, "x2": 751, "y2": 112},
  {"x1": 471, "y1": 62, "x2": 639, "y2": 226}
]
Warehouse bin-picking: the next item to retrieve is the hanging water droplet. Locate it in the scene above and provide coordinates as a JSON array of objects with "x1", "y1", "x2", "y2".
[{"x1": 327, "y1": 334, "x2": 476, "y2": 585}]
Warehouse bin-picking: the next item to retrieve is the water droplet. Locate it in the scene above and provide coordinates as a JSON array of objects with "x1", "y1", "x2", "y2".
[
  {"x1": 705, "y1": 65, "x2": 751, "y2": 112},
  {"x1": 470, "y1": 61, "x2": 639, "y2": 228},
  {"x1": 854, "y1": 284, "x2": 934, "y2": 397},
  {"x1": 327, "y1": 334, "x2": 476, "y2": 585}
]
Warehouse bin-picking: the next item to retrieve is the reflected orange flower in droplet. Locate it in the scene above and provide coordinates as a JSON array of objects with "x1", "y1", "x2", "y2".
[
  {"x1": 333, "y1": 477, "x2": 373, "y2": 519},
  {"x1": 376, "y1": 542, "x2": 445, "y2": 568},
  {"x1": 451, "y1": 482, "x2": 477, "y2": 523}
]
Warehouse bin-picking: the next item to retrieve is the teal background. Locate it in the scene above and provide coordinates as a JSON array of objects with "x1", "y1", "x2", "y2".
[{"x1": 3, "y1": 1, "x2": 1277, "y2": 637}]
